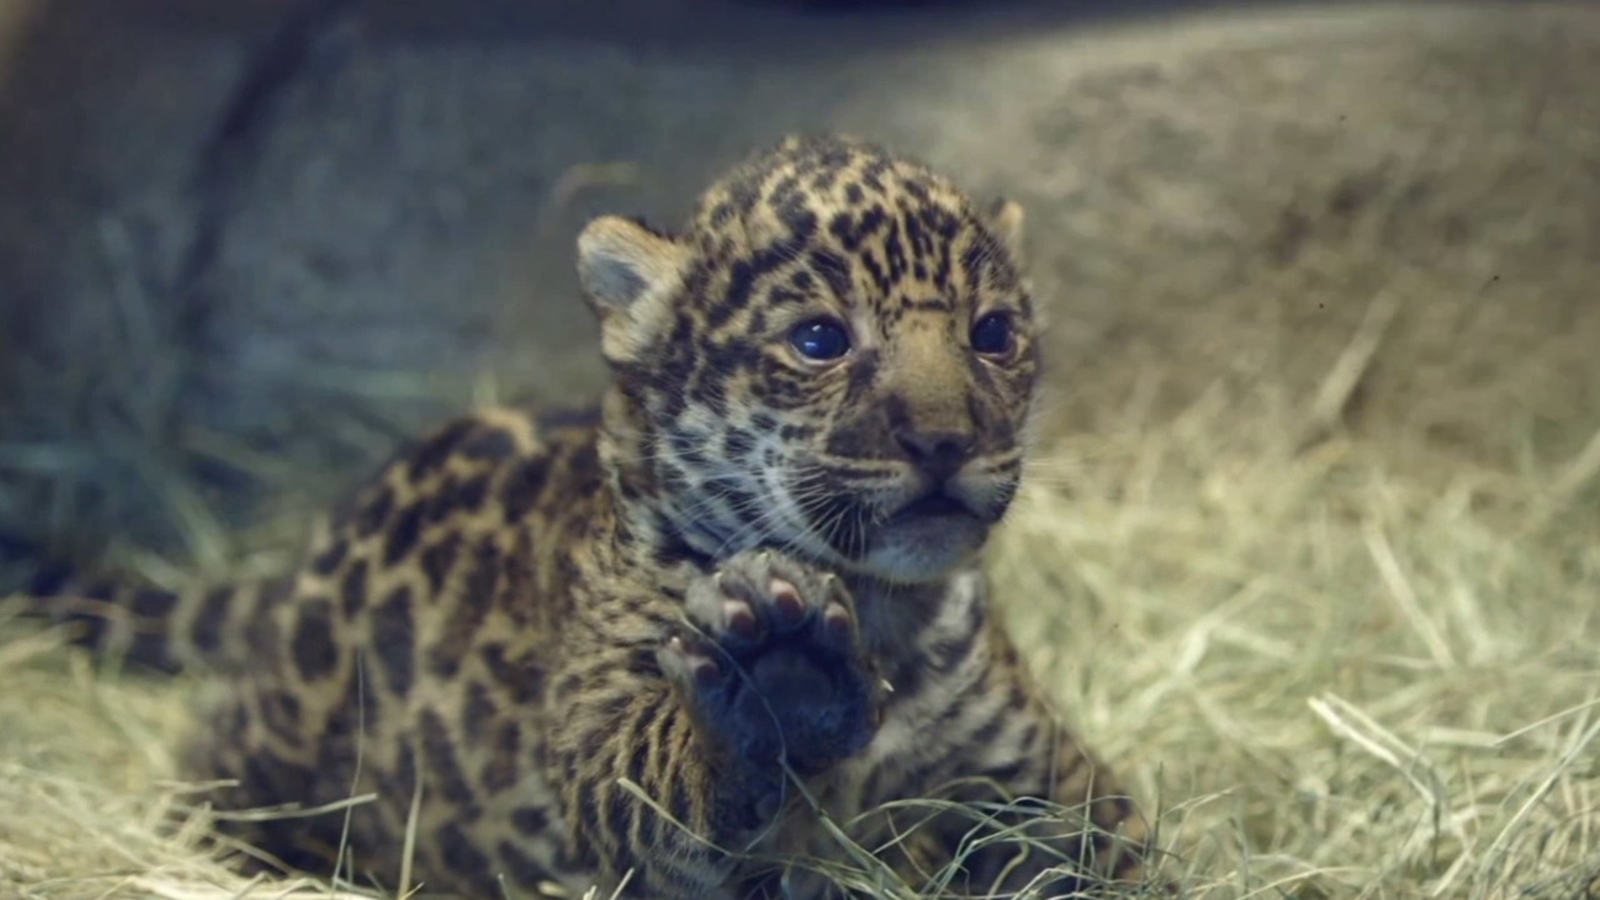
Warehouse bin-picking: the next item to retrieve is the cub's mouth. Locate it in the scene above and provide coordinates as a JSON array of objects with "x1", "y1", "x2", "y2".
[{"x1": 888, "y1": 491, "x2": 975, "y2": 522}]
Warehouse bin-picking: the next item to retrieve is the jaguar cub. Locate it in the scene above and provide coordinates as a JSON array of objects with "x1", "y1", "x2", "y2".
[{"x1": 14, "y1": 135, "x2": 1156, "y2": 899}]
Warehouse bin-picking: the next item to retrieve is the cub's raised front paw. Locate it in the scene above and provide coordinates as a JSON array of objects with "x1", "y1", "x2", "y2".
[{"x1": 660, "y1": 550, "x2": 882, "y2": 776}]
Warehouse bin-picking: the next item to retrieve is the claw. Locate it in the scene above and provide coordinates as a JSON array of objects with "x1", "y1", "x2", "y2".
[
  {"x1": 820, "y1": 602, "x2": 854, "y2": 648},
  {"x1": 769, "y1": 579, "x2": 805, "y2": 627},
  {"x1": 691, "y1": 655, "x2": 721, "y2": 686},
  {"x1": 723, "y1": 600, "x2": 760, "y2": 640},
  {"x1": 665, "y1": 636, "x2": 722, "y2": 687}
]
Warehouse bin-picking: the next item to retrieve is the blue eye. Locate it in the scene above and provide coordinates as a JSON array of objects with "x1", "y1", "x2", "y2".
[
  {"x1": 970, "y1": 312, "x2": 1015, "y2": 356},
  {"x1": 789, "y1": 318, "x2": 852, "y2": 361}
]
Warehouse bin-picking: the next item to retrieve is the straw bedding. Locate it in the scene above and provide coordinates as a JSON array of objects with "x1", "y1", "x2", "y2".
[{"x1": 2, "y1": 4, "x2": 1597, "y2": 898}]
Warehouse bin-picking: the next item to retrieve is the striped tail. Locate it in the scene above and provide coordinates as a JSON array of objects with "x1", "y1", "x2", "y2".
[{"x1": 3, "y1": 559, "x2": 278, "y2": 674}]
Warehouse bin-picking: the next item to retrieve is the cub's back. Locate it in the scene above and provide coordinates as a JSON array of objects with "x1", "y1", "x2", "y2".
[{"x1": 186, "y1": 404, "x2": 608, "y2": 886}]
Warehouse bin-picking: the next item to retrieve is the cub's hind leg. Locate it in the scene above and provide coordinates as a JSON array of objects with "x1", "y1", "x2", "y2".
[
  {"x1": 889, "y1": 628, "x2": 1158, "y2": 898},
  {"x1": 175, "y1": 684, "x2": 363, "y2": 880},
  {"x1": 172, "y1": 615, "x2": 401, "y2": 887}
]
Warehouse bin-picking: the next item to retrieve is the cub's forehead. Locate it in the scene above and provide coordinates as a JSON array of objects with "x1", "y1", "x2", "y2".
[{"x1": 687, "y1": 137, "x2": 1020, "y2": 313}]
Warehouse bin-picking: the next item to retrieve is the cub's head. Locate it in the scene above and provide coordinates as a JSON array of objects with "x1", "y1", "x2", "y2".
[{"x1": 580, "y1": 134, "x2": 1037, "y2": 583}]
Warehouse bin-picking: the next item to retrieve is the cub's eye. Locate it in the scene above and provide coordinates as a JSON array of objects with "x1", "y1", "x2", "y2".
[
  {"x1": 970, "y1": 312, "x2": 1015, "y2": 357},
  {"x1": 789, "y1": 318, "x2": 852, "y2": 362}
]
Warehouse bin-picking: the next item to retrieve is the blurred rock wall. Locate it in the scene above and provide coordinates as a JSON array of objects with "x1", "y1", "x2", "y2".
[{"x1": 0, "y1": 0, "x2": 1596, "y2": 573}]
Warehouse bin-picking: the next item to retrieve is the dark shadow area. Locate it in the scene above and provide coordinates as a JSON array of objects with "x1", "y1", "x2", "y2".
[{"x1": 47, "y1": 0, "x2": 1354, "y2": 52}]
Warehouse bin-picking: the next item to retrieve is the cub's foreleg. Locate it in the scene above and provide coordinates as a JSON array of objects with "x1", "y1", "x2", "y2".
[{"x1": 549, "y1": 549, "x2": 885, "y2": 898}]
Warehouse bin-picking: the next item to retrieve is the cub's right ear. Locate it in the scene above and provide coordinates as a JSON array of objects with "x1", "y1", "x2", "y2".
[
  {"x1": 576, "y1": 216, "x2": 692, "y2": 365},
  {"x1": 984, "y1": 197, "x2": 1025, "y2": 261}
]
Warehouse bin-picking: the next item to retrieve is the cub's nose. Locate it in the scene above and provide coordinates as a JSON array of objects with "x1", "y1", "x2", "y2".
[{"x1": 894, "y1": 429, "x2": 977, "y2": 483}]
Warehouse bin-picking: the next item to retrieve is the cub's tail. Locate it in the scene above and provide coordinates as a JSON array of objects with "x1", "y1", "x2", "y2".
[{"x1": 2, "y1": 560, "x2": 281, "y2": 674}]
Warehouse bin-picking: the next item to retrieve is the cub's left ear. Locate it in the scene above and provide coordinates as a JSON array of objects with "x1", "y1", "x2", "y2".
[
  {"x1": 576, "y1": 215, "x2": 693, "y2": 366},
  {"x1": 984, "y1": 198, "x2": 1026, "y2": 260}
]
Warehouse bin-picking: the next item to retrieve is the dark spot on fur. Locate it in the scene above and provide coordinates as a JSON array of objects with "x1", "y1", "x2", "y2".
[
  {"x1": 668, "y1": 772, "x2": 696, "y2": 828},
  {"x1": 462, "y1": 680, "x2": 496, "y2": 742},
  {"x1": 769, "y1": 173, "x2": 801, "y2": 205},
  {"x1": 244, "y1": 754, "x2": 318, "y2": 808},
  {"x1": 498, "y1": 839, "x2": 548, "y2": 887},
  {"x1": 455, "y1": 473, "x2": 490, "y2": 514},
  {"x1": 501, "y1": 456, "x2": 550, "y2": 523},
  {"x1": 843, "y1": 348, "x2": 880, "y2": 404},
  {"x1": 323, "y1": 658, "x2": 381, "y2": 744},
  {"x1": 481, "y1": 721, "x2": 521, "y2": 792},
  {"x1": 929, "y1": 625, "x2": 981, "y2": 675},
  {"x1": 808, "y1": 248, "x2": 852, "y2": 302},
  {"x1": 625, "y1": 647, "x2": 662, "y2": 679},
  {"x1": 260, "y1": 689, "x2": 304, "y2": 742},
  {"x1": 828, "y1": 205, "x2": 888, "y2": 252},
  {"x1": 383, "y1": 502, "x2": 425, "y2": 566},
  {"x1": 1017, "y1": 723, "x2": 1042, "y2": 755},
  {"x1": 953, "y1": 689, "x2": 1007, "y2": 749},
  {"x1": 576, "y1": 796, "x2": 605, "y2": 868},
  {"x1": 718, "y1": 261, "x2": 758, "y2": 326},
  {"x1": 767, "y1": 285, "x2": 802, "y2": 305},
  {"x1": 191, "y1": 586, "x2": 234, "y2": 653},
  {"x1": 727, "y1": 173, "x2": 760, "y2": 214},
  {"x1": 624, "y1": 703, "x2": 658, "y2": 787},
  {"x1": 421, "y1": 708, "x2": 480, "y2": 814},
  {"x1": 694, "y1": 376, "x2": 730, "y2": 419},
  {"x1": 420, "y1": 532, "x2": 462, "y2": 593},
  {"x1": 512, "y1": 806, "x2": 549, "y2": 836},
  {"x1": 388, "y1": 741, "x2": 418, "y2": 803},
  {"x1": 669, "y1": 429, "x2": 708, "y2": 467},
  {"x1": 291, "y1": 597, "x2": 339, "y2": 682},
  {"x1": 354, "y1": 485, "x2": 394, "y2": 538},
  {"x1": 884, "y1": 223, "x2": 908, "y2": 282},
  {"x1": 338, "y1": 559, "x2": 369, "y2": 619},
  {"x1": 604, "y1": 785, "x2": 634, "y2": 857},
  {"x1": 435, "y1": 821, "x2": 491, "y2": 876},
  {"x1": 409, "y1": 420, "x2": 474, "y2": 480},
  {"x1": 481, "y1": 642, "x2": 546, "y2": 704},
  {"x1": 309, "y1": 538, "x2": 348, "y2": 576},
  {"x1": 1005, "y1": 680, "x2": 1029, "y2": 711},
  {"x1": 983, "y1": 757, "x2": 1028, "y2": 788},
  {"x1": 861, "y1": 250, "x2": 889, "y2": 294},
  {"x1": 861, "y1": 159, "x2": 888, "y2": 193},
  {"x1": 459, "y1": 426, "x2": 516, "y2": 461},
  {"x1": 429, "y1": 537, "x2": 500, "y2": 678},
  {"x1": 244, "y1": 578, "x2": 290, "y2": 651},
  {"x1": 425, "y1": 474, "x2": 460, "y2": 521},
  {"x1": 904, "y1": 295, "x2": 952, "y2": 313},
  {"x1": 371, "y1": 585, "x2": 414, "y2": 694},
  {"x1": 886, "y1": 655, "x2": 926, "y2": 702}
]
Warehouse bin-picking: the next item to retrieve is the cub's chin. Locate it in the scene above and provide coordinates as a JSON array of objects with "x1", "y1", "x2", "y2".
[{"x1": 850, "y1": 501, "x2": 993, "y2": 584}]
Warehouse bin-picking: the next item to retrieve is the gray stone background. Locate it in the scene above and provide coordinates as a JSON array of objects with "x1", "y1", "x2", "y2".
[{"x1": 0, "y1": 0, "x2": 1596, "y2": 577}]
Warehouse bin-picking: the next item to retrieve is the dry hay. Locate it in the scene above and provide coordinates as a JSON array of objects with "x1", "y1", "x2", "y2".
[
  {"x1": 3, "y1": 354, "x2": 1597, "y2": 898},
  {"x1": 3, "y1": 2, "x2": 1600, "y2": 899}
]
